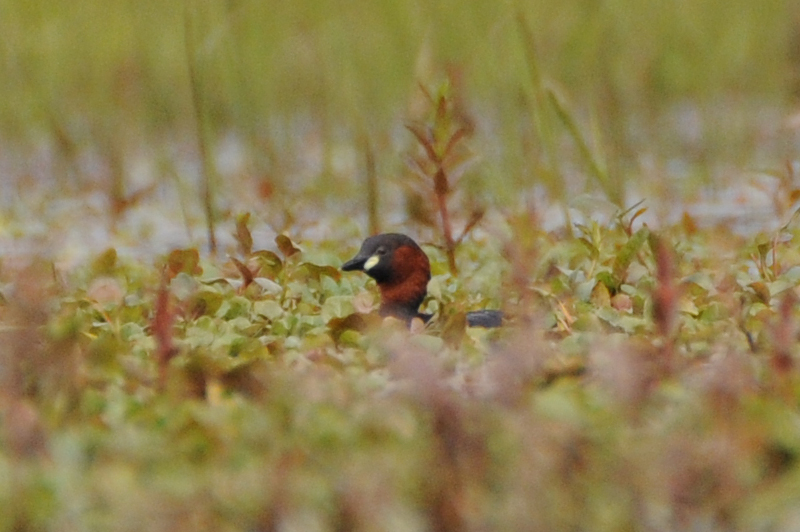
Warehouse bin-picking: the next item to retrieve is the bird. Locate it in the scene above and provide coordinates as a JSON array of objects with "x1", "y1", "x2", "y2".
[{"x1": 341, "y1": 233, "x2": 503, "y2": 328}]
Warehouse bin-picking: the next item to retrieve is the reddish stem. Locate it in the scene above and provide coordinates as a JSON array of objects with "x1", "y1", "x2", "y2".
[{"x1": 434, "y1": 167, "x2": 457, "y2": 275}]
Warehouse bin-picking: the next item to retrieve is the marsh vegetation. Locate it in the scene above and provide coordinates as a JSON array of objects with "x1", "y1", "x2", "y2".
[{"x1": 2, "y1": 1, "x2": 800, "y2": 530}]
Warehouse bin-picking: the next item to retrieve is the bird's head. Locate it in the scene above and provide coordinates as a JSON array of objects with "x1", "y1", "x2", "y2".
[{"x1": 342, "y1": 233, "x2": 431, "y2": 323}]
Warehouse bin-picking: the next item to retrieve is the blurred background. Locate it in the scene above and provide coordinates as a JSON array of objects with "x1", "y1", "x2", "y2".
[{"x1": 1, "y1": 0, "x2": 799, "y2": 256}]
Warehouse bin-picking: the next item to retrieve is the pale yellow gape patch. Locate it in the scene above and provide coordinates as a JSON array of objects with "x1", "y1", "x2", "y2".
[{"x1": 364, "y1": 255, "x2": 380, "y2": 271}]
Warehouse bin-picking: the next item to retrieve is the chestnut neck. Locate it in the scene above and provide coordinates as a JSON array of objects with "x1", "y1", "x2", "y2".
[
  {"x1": 378, "y1": 272, "x2": 430, "y2": 322},
  {"x1": 376, "y1": 245, "x2": 431, "y2": 323}
]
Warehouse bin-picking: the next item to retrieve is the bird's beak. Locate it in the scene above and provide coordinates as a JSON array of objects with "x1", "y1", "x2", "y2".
[{"x1": 341, "y1": 255, "x2": 367, "y2": 271}]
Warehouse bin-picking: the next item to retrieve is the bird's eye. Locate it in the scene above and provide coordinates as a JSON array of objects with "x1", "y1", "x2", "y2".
[{"x1": 376, "y1": 247, "x2": 386, "y2": 255}]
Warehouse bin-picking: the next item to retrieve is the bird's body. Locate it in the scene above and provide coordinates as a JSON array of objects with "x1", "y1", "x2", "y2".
[{"x1": 342, "y1": 233, "x2": 502, "y2": 328}]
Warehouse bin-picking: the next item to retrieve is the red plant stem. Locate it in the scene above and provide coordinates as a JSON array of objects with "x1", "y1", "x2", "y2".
[
  {"x1": 772, "y1": 291, "x2": 796, "y2": 376},
  {"x1": 434, "y1": 167, "x2": 457, "y2": 275},
  {"x1": 772, "y1": 234, "x2": 779, "y2": 279},
  {"x1": 652, "y1": 237, "x2": 677, "y2": 372},
  {"x1": 154, "y1": 269, "x2": 177, "y2": 390}
]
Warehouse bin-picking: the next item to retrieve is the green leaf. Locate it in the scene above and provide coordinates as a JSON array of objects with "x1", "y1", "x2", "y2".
[
  {"x1": 595, "y1": 307, "x2": 648, "y2": 334},
  {"x1": 217, "y1": 296, "x2": 251, "y2": 319},
  {"x1": 91, "y1": 248, "x2": 118, "y2": 276},
  {"x1": 276, "y1": 234, "x2": 301, "y2": 258},
  {"x1": 296, "y1": 262, "x2": 341, "y2": 283},
  {"x1": 590, "y1": 281, "x2": 611, "y2": 307},
  {"x1": 251, "y1": 250, "x2": 283, "y2": 279},
  {"x1": 596, "y1": 271, "x2": 619, "y2": 293},
  {"x1": 682, "y1": 272, "x2": 715, "y2": 292},
  {"x1": 167, "y1": 248, "x2": 202, "y2": 277},
  {"x1": 321, "y1": 295, "x2": 355, "y2": 322},
  {"x1": 612, "y1": 226, "x2": 649, "y2": 281},
  {"x1": 768, "y1": 279, "x2": 795, "y2": 298},
  {"x1": 171, "y1": 272, "x2": 199, "y2": 301},
  {"x1": 576, "y1": 277, "x2": 597, "y2": 301},
  {"x1": 254, "y1": 300, "x2": 284, "y2": 321},
  {"x1": 234, "y1": 212, "x2": 253, "y2": 256},
  {"x1": 427, "y1": 275, "x2": 446, "y2": 300},
  {"x1": 189, "y1": 289, "x2": 226, "y2": 317},
  {"x1": 253, "y1": 277, "x2": 283, "y2": 296},
  {"x1": 782, "y1": 265, "x2": 800, "y2": 284}
]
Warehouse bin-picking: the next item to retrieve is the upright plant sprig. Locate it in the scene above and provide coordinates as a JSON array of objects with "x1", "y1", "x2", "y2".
[{"x1": 405, "y1": 82, "x2": 480, "y2": 275}]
